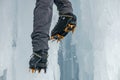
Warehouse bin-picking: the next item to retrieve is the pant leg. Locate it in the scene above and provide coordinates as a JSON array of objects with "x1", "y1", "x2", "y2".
[
  {"x1": 31, "y1": 0, "x2": 53, "y2": 52},
  {"x1": 54, "y1": 0, "x2": 73, "y2": 14}
]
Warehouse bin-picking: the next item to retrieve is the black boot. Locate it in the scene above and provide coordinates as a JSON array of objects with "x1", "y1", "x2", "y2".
[
  {"x1": 29, "y1": 50, "x2": 48, "y2": 73},
  {"x1": 51, "y1": 13, "x2": 77, "y2": 41}
]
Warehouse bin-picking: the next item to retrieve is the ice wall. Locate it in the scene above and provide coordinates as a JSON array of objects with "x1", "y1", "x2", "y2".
[
  {"x1": 1, "y1": 0, "x2": 120, "y2": 80},
  {"x1": 0, "y1": 0, "x2": 17, "y2": 80},
  {"x1": 74, "y1": 0, "x2": 120, "y2": 80},
  {"x1": 59, "y1": 0, "x2": 120, "y2": 80}
]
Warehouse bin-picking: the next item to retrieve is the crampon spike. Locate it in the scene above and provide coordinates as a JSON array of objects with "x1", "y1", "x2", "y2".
[
  {"x1": 57, "y1": 39, "x2": 61, "y2": 43},
  {"x1": 70, "y1": 24, "x2": 75, "y2": 28},
  {"x1": 44, "y1": 69, "x2": 46, "y2": 73},
  {"x1": 51, "y1": 34, "x2": 64, "y2": 41},
  {"x1": 64, "y1": 26, "x2": 69, "y2": 32},
  {"x1": 31, "y1": 69, "x2": 35, "y2": 73},
  {"x1": 38, "y1": 70, "x2": 41, "y2": 73},
  {"x1": 72, "y1": 27, "x2": 76, "y2": 33},
  {"x1": 50, "y1": 36, "x2": 54, "y2": 40},
  {"x1": 57, "y1": 34, "x2": 64, "y2": 39}
]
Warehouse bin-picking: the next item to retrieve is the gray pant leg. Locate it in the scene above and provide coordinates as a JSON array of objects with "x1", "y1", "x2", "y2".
[
  {"x1": 31, "y1": 0, "x2": 53, "y2": 52},
  {"x1": 54, "y1": 0, "x2": 73, "y2": 14}
]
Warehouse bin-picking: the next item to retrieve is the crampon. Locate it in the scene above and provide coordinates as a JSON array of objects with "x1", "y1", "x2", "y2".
[
  {"x1": 50, "y1": 13, "x2": 77, "y2": 42},
  {"x1": 29, "y1": 52, "x2": 48, "y2": 73},
  {"x1": 51, "y1": 24, "x2": 76, "y2": 42}
]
